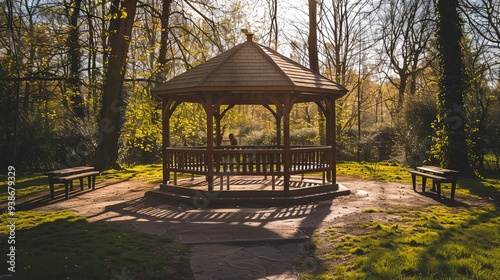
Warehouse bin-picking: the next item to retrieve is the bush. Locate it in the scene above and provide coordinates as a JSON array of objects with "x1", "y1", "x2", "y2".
[
  {"x1": 241, "y1": 130, "x2": 275, "y2": 146},
  {"x1": 15, "y1": 113, "x2": 95, "y2": 171},
  {"x1": 290, "y1": 127, "x2": 318, "y2": 145},
  {"x1": 372, "y1": 126, "x2": 397, "y2": 161},
  {"x1": 397, "y1": 95, "x2": 437, "y2": 167}
]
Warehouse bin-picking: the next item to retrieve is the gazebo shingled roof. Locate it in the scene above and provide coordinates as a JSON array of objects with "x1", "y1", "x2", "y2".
[{"x1": 152, "y1": 34, "x2": 348, "y2": 100}]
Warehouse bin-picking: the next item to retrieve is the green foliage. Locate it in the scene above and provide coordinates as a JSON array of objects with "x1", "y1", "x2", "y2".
[
  {"x1": 121, "y1": 87, "x2": 162, "y2": 164},
  {"x1": 170, "y1": 103, "x2": 207, "y2": 147},
  {"x1": 219, "y1": 105, "x2": 254, "y2": 140}
]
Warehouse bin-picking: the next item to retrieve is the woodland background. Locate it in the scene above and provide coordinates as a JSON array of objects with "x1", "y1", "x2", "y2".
[{"x1": 0, "y1": 0, "x2": 499, "y2": 174}]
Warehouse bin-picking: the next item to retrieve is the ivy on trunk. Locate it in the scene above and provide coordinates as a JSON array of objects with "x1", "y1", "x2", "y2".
[{"x1": 432, "y1": 0, "x2": 471, "y2": 173}]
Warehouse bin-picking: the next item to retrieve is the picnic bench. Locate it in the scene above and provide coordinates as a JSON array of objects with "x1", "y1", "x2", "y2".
[
  {"x1": 409, "y1": 165, "x2": 459, "y2": 200},
  {"x1": 46, "y1": 166, "x2": 100, "y2": 199}
]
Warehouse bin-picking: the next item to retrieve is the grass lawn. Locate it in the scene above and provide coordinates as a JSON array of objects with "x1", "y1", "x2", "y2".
[
  {"x1": 0, "y1": 210, "x2": 191, "y2": 279},
  {"x1": 301, "y1": 161, "x2": 500, "y2": 279}
]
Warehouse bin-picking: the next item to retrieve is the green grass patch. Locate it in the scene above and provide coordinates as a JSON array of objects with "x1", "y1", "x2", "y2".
[
  {"x1": 338, "y1": 161, "x2": 500, "y2": 200},
  {"x1": 0, "y1": 210, "x2": 190, "y2": 279},
  {"x1": 304, "y1": 206, "x2": 500, "y2": 279},
  {"x1": 91, "y1": 163, "x2": 194, "y2": 183},
  {"x1": 99, "y1": 163, "x2": 164, "y2": 183},
  {"x1": 337, "y1": 161, "x2": 412, "y2": 183},
  {"x1": 0, "y1": 174, "x2": 50, "y2": 202},
  {"x1": 0, "y1": 164, "x2": 174, "y2": 201}
]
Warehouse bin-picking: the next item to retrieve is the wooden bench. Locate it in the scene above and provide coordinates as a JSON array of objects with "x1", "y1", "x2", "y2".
[
  {"x1": 46, "y1": 166, "x2": 99, "y2": 199},
  {"x1": 409, "y1": 170, "x2": 456, "y2": 200},
  {"x1": 59, "y1": 171, "x2": 100, "y2": 199}
]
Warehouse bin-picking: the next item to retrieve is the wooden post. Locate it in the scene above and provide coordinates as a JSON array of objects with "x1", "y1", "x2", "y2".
[
  {"x1": 162, "y1": 97, "x2": 171, "y2": 184},
  {"x1": 282, "y1": 94, "x2": 292, "y2": 193},
  {"x1": 329, "y1": 96, "x2": 337, "y2": 189},
  {"x1": 204, "y1": 93, "x2": 215, "y2": 191}
]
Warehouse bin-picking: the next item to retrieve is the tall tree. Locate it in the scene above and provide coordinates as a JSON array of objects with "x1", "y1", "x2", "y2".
[
  {"x1": 308, "y1": 0, "x2": 319, "y2": 73},
  {"x1": 156, "y1": 0, "x2": 172, "y2": 83},
  {"x1": 94, "y1": 0, "x2": 138, "y2": 170},
  {"x1": 64, "y1": 0, "x2": 86, "y2": 119},
  {"x1": 432, "y1": 0, "x2": 470, "y2": 172}
]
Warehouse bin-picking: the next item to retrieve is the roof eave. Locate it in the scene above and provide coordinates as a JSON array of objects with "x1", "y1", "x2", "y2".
[{"x1": 152, "y1": 85, "x2": 348, "y2": 96}]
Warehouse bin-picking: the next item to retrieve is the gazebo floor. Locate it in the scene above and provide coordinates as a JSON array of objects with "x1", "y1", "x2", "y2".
[{"x1": 146, "y1": 175, "x2": 350, "y2": 207}]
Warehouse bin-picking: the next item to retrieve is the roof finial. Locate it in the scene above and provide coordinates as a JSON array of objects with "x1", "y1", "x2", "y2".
[{"x1": 241, "y1": 28, "x2": 254, "y2": 41}]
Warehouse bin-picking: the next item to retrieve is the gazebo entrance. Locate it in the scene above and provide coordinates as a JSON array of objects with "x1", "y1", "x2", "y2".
[{"x1": 150, "y1": 34, "x2": 350, "y2": 205}]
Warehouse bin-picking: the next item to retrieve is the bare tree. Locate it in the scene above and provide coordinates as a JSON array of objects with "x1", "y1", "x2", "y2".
[
  {"x1": 461, "y1": 0, "x2": 500, "y2": 45},
  {"x1": 378, "y1": 0, "x2": 435, "y2": 107},
  {"x1": 269, "y1": 0, "x2": 278, "y2": 49}
]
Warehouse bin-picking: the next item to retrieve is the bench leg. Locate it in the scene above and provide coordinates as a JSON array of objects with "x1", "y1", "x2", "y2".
[
  {"x1": 422, "y1": 177, "x2": 427, "y2": 192},
  {"x1": 64, "y1": 182, "x2": 69, "y2": 199},
  {"x1": 450, "y1": 181, "x2": 456, "y2": 200},
  {"x1": 48, "y1": 175, "x2": 55, "y2": 199},
  {"x1": 79, "y1": 178, "x2": 84, "y2": 191},
  {"x1": 88, "y1": 175, "x2": 94, "y2": 190},
  {"x1": 436, "y1": 181, "x2": 442, "y2": 199},
  {"x1": 49, "y1": 183, "x2": 55, "y2": 199},
  {"x1": 411, "y1": 174, "x2": 417, "y2": 190}
]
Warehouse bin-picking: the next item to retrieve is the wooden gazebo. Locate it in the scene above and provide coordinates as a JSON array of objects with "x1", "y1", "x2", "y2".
[{"x1": 150, "y1": 34, "x2": 349, "y2": 205}]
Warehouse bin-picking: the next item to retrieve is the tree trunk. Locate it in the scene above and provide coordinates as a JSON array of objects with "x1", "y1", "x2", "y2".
[
  {"x1": 94, "y1": 0, "x2": 138, "y2": 170},
  {"x1": 155, "y1": 0, "x2": 172, "y2": 84},
  {"x1": 308, "y1": 0, "x2": 319, "y2": 73},
  {"x1": 66, "y1": 0, "x2": 85, "y2": 119},
  {"x1": 433, "y1": 0, "x2": 471, "y2": 173}
]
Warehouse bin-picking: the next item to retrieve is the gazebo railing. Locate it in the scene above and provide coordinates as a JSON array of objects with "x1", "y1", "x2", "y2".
[
  {"x1": 290, "y1": 146, "x2": 332, "y2": 174},
  {"x1": 214, "y1": 147, "x2": 283, "y2": 175},
  {"x1": 165, "y1": 145, "x2": 332, "y2": 178},
  {"x1": 166, "y1": 147, "x2": 208, "y2": 173}
]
